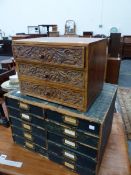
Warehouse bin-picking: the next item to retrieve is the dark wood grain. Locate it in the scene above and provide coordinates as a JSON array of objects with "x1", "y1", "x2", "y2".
[
  {"x1": 105, "y1": 57, "x2": 121, "y2": 84},
  {"x1": 122, "y1": 35, "x2": 131, "y2": 58}
]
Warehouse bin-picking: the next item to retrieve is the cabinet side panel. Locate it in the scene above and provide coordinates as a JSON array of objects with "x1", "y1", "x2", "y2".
[
  {"x1": 96, "y1": 90, "x2": 117, "y2": 173},
  {"x1": 87, "y1": 40, "x2": 107, "y2": 109}
]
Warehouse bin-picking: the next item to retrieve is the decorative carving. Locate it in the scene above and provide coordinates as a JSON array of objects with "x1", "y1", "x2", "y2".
[
  {"x1": 13, "y1": 45, "x2": 84, "y2": 67},
  {"x1": 20, "y1": 81, "x2": 83, "y2": 106},
  {"x1": 18, "y1": 63, "x2": 84, "y2": 88}
]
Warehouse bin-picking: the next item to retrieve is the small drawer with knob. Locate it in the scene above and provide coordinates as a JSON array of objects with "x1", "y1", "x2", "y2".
[
  {"x1": 47, "y1": 131, "x2": 97, "y2": 159},
  {"x1": 8, "y1": 107, "x2": 46, "y2": 129},
  {"x1": 48, "y1": 140, "x2": 97, "y2": 171},
  {"x1": 13, "y1": 45, "x2": 85, "y2": 68},
  {"x1": 11, "y1": 126, "x2": 47, "y2": 148},
  {"x1": 47, "y1": 121, "x2": 99, "y2": 148},
  {"x1": 48, "y1": 151, "x2": 96, "y2": 175}
]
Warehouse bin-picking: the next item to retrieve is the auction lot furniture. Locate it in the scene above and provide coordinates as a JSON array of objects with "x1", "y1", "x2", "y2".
[
  {"x1": 5, "y1": 83, "x2": 117, "y2": 175},
  {"x1": 122, "y1": 35, "x2": 131, "y2": 58},
  {"x1": 0, "y1": 113, "x2": 130, "y2": 175},
  {"x1": 12, "y1": 37, "x2": 107, "y2": 112},
  {"x1": 0, "y1": 39, "x2": 12, "y2": 56},
  {"x1": 38, "y1": 25, "x2": 58, "y2": 36},
  {"x1": 105, "y1": 57, "x2": 121, "y2": 84},
  {"x1": 108, "y1": 33, "x2": 121, "y2": 57}
]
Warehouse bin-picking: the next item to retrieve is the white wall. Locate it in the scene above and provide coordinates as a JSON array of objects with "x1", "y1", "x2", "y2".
[{"x1": 0, "y1": 0, "x2": 131, "y2": 37}]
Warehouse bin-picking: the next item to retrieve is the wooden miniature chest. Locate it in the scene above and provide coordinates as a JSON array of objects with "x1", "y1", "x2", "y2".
[
  {"x1": 12, "y1": 37, "x2": 107, "y2": 111},
  {"x1": 5, "y1": 83, "x2": 117, "y2": 175}
]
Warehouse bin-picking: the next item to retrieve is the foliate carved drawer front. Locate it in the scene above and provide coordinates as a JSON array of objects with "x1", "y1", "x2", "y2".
[
  {"x1": 18, "y1": 63, "x2": 84, "y2": 89},
  {"x1": 20, "y1": 80, "x2": 84, "y2": 110},
  {"x1": 13, "y1": 45, "x2": 85, "y2": 68}
]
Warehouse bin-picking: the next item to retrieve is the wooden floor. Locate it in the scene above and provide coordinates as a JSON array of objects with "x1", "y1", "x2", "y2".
[
  {"x1": 118, "y1": 87, "x2": 131, "y2": 139},
  {"x1": 0, "y1": 113, "x2": 130, "y2": 175}
]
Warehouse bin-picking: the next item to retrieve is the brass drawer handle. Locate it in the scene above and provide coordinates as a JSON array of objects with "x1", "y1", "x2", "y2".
[
  {"x1": 21, "y1": 113, "x2": 30, "y2": 121},
  {"x1": 64, "y1": 115, "x2": 78, "y2": 126},
  {"x1": 64, "y1": 139, "x2": 76, "y2": 148},
  {"x1": 23, "y1": 123, "x2": 31, "y2": 131},
  {"x1": 63, "y1": 128, "x2": 76, "y2": 138},
  {"x1": 24, "y1": 133, "x2": 32, "y2": 140},
  {"x1": 63, "y1": 150, "x2": 76, "y2": 161},
  {"x1": 25, "y1": 141, "x2": 34, "y2": 149},
  {"x1": 19, "y1": 102, "x2": 29, "y2": 110},
  {"x1": 64, "y1": 162, "x2": 75, "y2": 170}
]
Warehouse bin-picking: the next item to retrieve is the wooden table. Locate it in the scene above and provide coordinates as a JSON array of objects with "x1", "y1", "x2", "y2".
[
  {"x1": 1, "y1": 80, "x2": 19, "y2": 92},
  {"x1": 0, "y1": 113, "x2": 130, "y2": 175}
]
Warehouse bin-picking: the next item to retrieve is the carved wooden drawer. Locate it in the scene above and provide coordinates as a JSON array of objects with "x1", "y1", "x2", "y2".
[
  {"x1": 19, "y1": 79, "x2": 84, "y2": 110},
  {"x1": 13, "y1": 45, "x2": 85, "y2": 68},
  {"x1": 12, "y1": 37, "x2": 107, "y2": 111},
  {"x1": 18, "y1": 62, "x2": 84, "y2": 89}
]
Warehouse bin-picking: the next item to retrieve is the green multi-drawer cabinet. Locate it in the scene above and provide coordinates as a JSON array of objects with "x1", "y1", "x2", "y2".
[{"x1": 5, "y1": 83, "x2": 117, "y2": 175}]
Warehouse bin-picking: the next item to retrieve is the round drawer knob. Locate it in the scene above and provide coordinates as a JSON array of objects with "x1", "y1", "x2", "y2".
[{"x1": 40, "y1": 55, "x2": 45, "y2": 59}]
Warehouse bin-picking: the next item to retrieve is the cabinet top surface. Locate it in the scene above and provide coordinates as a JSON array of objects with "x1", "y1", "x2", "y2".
[
  {"x1": 13, "y1": 37, "x2": 106, "y2": 46},
  {"x1": 5, "y1": 83, "x2": 117, "y2": 123}
]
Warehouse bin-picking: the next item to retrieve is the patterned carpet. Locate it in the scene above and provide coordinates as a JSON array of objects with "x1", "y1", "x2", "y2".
[{"x1": 118, "y1": 87, "x2": 131, "y2": 139}]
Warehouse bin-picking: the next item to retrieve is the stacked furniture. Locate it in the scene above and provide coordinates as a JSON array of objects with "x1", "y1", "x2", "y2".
[
  {"x1": 5, "y1": 37, "x2": 117, "y2": 175},
  {"x1": 106, "y1": 33, "x2": 122, "y2": 84},
  {"x1": 108, "y1": 33, "x2": 121, "y2": 57},
  {"x1": 122, "y1": 35, "x2": 131, "y2": 58},
  {"x1": 105, "y1": 57, "x2": 121, "y2": 84}
]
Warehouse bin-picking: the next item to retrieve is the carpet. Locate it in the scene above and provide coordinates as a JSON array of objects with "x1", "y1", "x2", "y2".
[{"x1": 118, "y1": 87, "x2": 131, "y2": 139}]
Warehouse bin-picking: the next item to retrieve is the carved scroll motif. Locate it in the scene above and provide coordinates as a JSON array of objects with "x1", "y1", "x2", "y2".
[
  {"x1": 18, "y1": 63, "x2": 84, "y2": 88},
  {"x1": 20, "y1": 81, "x2": 83, "y2": 106},
  {"x1": 13, "y1": 45, "x2": 83, "y2": 67}
]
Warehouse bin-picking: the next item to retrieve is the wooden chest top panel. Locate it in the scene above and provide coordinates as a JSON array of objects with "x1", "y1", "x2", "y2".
[{"x1": 12, "y1": 37, "x2": 104, "y2": 46}]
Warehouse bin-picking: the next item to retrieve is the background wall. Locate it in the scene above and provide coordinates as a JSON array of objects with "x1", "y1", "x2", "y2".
[{"x1": 0, "y1": 0, "x2": 131, "y2": 37}]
